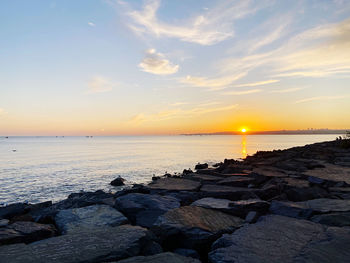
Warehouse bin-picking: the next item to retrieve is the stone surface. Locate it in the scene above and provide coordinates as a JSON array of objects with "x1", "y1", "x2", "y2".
[
  {"x1": 116, "y1": 252, "x2": 201, "y2": 263},
  {"x1": 147, "y1": 178, "x2": 201, "y2": 192},
  {"x1": 304, "y1": 163, "x2": 350, "y2": 184},
  {"x1": 111, "y1": 177, "x2": 126, "y2": 186},
  {"x1": 195, "y1": 163, "x2": 208, "y2": 170},
  {"x1": 114, "y1": 193, "x2": 180, "y2": 228},
  {"x1": 55, "y1": 204, "x2": 128, "y2": 234},
  {"x1": 245, "y1": 211, "x2": 259, "y2": 223},
  {"x1": 200, "y1": 185, "x2": 257, "y2": 200},
  {"x1": 217, "y1": 176, "x2": 256, "y2": 187},
  {"x1": 0, "y1": 203, "x2": 28, "y2": 219},
  {"x1": 186, "y1": 174, "x2": 223, "y2": 184},
  {"x1": 0, "y1": 221, "x2": 56, "y2": 245},
  {"x1": 270, "y1": 198, "x2": 350, "y2": 219},
  {"x1": 0, "y1": 225, "x2": 148, "y2": 263},
  {"x1": 209, "y1": 215, "x2": 350, "y2": 263},
  {"x1": 228, "y1": 199, "x2": 270, "y2": 217},
  {"x1": 153, "y1": 206, "x2": 243, "y2": 249},
  {"x1": 173, "y1": 248, "x2": 200, "y2": 259},
  {"x1": 0, "y1": 219, "x2": 9, "y2": 227},
  {"x1": 284, "y1": 186, "x2": 329, "y2": 201},
  {"x1": 311, "y1": 212, "x2": 350, "y2": 227},
  {"x1": 191, "y1": 198, "x2": 233, "y2": 214}
]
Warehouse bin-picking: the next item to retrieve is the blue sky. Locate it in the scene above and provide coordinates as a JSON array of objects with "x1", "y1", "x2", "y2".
[{"x1": 0, "y1": 0, "x2": 349, "y2": 135}]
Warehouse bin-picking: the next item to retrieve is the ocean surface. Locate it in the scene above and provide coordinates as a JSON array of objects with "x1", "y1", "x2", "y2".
[{"x1": 0, "y1": 135, "x2": 339, "y2": 204}]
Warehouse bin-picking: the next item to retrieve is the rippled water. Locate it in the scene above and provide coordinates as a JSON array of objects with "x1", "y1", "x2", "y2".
[{"x1": 0, "y1": 135, "x2": 338, "y2": 204}]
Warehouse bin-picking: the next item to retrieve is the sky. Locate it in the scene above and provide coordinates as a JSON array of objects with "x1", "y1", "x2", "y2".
[{"x1": 0, "y1": 0, "x2": 350, "y2": 135}]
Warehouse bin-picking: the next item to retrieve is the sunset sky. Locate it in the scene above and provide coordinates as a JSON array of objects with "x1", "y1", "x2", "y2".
[{"x1": 1, "y1": 0, "x2": 350, "y2": 135}]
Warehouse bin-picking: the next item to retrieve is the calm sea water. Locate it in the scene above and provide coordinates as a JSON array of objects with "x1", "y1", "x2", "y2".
[{"x1": 0, "y1": 135, "x2": 338, "y2": 204}]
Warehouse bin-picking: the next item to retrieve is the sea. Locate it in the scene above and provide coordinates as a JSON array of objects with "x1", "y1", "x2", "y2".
[{"x1": 0, "y1": 135, "x2": 339, "y2": 204}]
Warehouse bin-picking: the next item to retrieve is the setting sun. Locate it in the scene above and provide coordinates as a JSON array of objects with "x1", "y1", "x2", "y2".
[{"x1": 241, "y1": 128, "x2": 247, "y2": 133}]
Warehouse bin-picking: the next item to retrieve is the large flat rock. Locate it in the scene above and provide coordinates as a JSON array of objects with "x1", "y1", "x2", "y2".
[
  {"x1": 0, "y1": 225, "x2": 148, "y2": 263},
  {"x1": 270, "y1": 198, "x2": 350, "y2": 219},
  {"x1": 114, "y1": 193, "x2": 180, "y2": 228},
  {"x1": 186, "y1": 174, "x2": 223, "y2": 183},
  {"x1": 209, "y1": 215, "x2": 350, "y2": 263},
  {"x1": 147, "y1": 178, "x2": 201, "y2": 192},
  {"x1": 200, "y1": 185, "x2": 257, "y2": 200},
  {"x1": 217, "y1": 176, "x2": 256, "y2": 187},
  {"x1": 304, "y1": 163, "x2": 350, "y2": 184},
  {"x1": 0, "y1": 221, "x2": 56, "y2": 245},
  {"x1": 116, "y1": 252, "x2": 200, "y2": 263},
  {"x1": 153, "y1": 206, "x2": 243, "y2": 249},
  {"x1": 55, "y1": 204, "x2": 128, "y2": 234}
]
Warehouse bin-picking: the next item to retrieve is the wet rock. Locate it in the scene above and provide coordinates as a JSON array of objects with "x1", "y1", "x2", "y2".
[
  {"x1": 0, "y1": 221, "x2": 56, "y2": 245},
  {"x1": 55, "y1": 204, "x2": 128, "y2": 234},
  {"x1": 195, "y1": 163, "x2": 208, "y2": 170},
  {"x1": 209, "y1": 215, "x2": 350, "y2": 263},
  {"x1": 147, "y1": 178, "x2": 201, "y2": 192},
  {"x1": 0, "y1": 219, "x2": 9, "y2": 227},
  {"x1": 114, "y1": 193, "x2": 180, "y2": 228},
  {"x1": 111, "y1": 176, "x2": 126, "y2": 186},
  {"x1": 311, "y1": 212, "x2": 350, "y2": 227},
  {"x1": 0, "y1": 225, "x2": 149, "y2": 263},
  {"x1": 152, "y1": 206, "x2": 243, "y2": 249},
  {"x1": 200, "y1": 185, "x2": 257, "y2": 201},
  {"x1": 270, "y1": 198, "x2": 350, "y2": 219},
  {"x1": 174, "y1": 248, "x2": 200, "y2": 259},
  {"x1": 116, "y1": 252, "x2": 201, "y2": 263},
  {"x1": 0, "y1": 203, "x2": 29, "y2": 219}
]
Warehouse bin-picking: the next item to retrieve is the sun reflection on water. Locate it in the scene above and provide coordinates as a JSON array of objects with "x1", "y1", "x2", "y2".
[{"x1": 241, "y1": 135, "x2": 247, "y2": 159}]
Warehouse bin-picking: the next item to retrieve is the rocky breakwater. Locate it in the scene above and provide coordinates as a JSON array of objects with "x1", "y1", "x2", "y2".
[{"x1": 0, "y1": 139, "x2": 350, "y2": 262}]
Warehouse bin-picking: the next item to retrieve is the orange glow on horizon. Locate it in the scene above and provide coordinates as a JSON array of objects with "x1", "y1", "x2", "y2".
[{"x1": 241, "y1": 128, "x2": 247, "y2": 133}]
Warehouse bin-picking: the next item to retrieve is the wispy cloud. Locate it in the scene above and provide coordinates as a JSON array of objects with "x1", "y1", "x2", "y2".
[
  {"x1": 88, "y1": 22, "x2": 96, "y2": 27},
  {"x1": 270, "y1": 87, "x2": 304, "y2": 93},
  {"x1": 88, "y1": 76, "x2": 115, "y2": 93},
  {"x1": 170, "y1": 102, "x2": 188, "y2": 106},
  {"x1": 223, "y1": 89, "x2": 262, "y2": 95},
  {"x1": 139, "y1": 49, "x2": 179, "y2": 75},
  {"x1": 180, "y1": 72, "x2": 247, "y2": 89},
  {"x1": 129, "y1": 103, "x2": 238, "y2": 124},
  {"x1": 235, "y1": 79, "x2": 279, "y2": 88},
  {"x1": 122, "y1": 0, "x2": 268, "y2": 45},
  {"x1": 295, "y1": 95, "x2": 349, "y2": 104}
]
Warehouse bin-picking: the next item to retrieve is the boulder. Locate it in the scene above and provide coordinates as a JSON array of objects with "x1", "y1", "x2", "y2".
[
  {"x1": 228, "y1": 199, "x2": 270, "y2": 217},
  {"x1": 245, "y1": 211, "x2": 259, "y2": 223},
  {"x1": 311, "y1": 212, "x2": 350, "y2": 227},
  {"x1": 217, "y1": 176, "x2": 256, "y2": 187},
  {"x1": 191, "y1": 198, "x2": 233, "y2": 214},
  {"x1": 152, "y1": 206, "x2": 243, "y2": 249},
  {"x1": 0, "y1": 219, "x2": 9, "y2": 227},
  {"x1": 284, "y1": 186, "x2": 329, "y2": 201},
  {"x1": 0, "y1": 221, "x2": 56, "y2": 245},
  {"x1": 270, "y1": 198, "x2": 350, "y2": 219},
  {"x1": 195, "y1": 163, "x2": 208, "y2": 170},
  {"x1": 116, "y1": 252, "x2": 201, "y2": 263},
  {"x1": 173, "y1": 248, "x2": 200, "y2": 259},
  {"x1": 0, "y1": 203, "x2": 29, "y2": 219},
  {"x1": 111, "y1": 176, "x2": 126, "y2": 186},
  {"x1": 0, "y1": 225, "x2": 149, "y2": 263},
  {"x1": 114, "y1": 194, "x2": 180, "y2": 228},
  {"x1": 209, "y1": 215, "x2": 350, "y2": 263},
  {"x1": 55, "y1": 204, "x2": 128, "y2": 234},
  {"x1": 200, "y1": 185, "x2": 257, "y2": 200},
  {"x1": 147, "y1": 178, "x2": 201, "y2": 192}
]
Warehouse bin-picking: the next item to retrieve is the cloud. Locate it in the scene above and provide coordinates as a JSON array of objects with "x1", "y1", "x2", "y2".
[
  {"x1": 295, "y1": 95, "x2": 349, "y2": 104},
  {"x1": 270, "y1": 87, "x2": 304, "y2": 93},
  {"x1": 88, "y1": 22, "x2": 96, "y2": 27},
  {"x1": 180, "y1": 72, "x2": 247, "y2": 89},
  {"x1": 139, "y1": 49, "x2": 179, "y2": 75},
  {"x1": 170, "y1": 102, "x2": 188, "y2": 106},
  {"x1": 223, "y1": 89, "x2": 262, "y2": 95},
  {"x1": 130, "y1": 103, "x2": 238, "y2": 124},
  {"x1": 88, "y1": 76, "x2": 114, "y2": 93},
  {"x1": 235, "y1": 79, "x2": 279, "y2": 88},
  {"x1": 122, "y1": 0, "x2": 267, "y2": 45}
]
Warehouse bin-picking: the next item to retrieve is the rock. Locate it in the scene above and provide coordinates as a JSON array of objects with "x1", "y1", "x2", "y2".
[
  {"x1": 141, "y1": 241, "x2": 163, "y2": 256},
  {"x1": 111, "y1": 176, "x2": 126, "y2": 186},
  {"x1": 114, "y1": 194, "x2": 180, "y2": 228},
  {"x1": 0, "y1": 225, "x2": 149, "y2": 263},
  {"x1": 0, "y1": 221, "x2": 56, "y2": 245},
  {"x1": 270, "y1": 198, "x2": 350, "y2": 219},
  {"x1": 116, "y1": 252, "x2": 201, "y2": 263},
  {"x1": 217, "y1": 176, "x2": 256, "y2": 187},
  {"x1": 173, "y1": 248, "x2": 200, "y2": 259},
  {"x1": 147, "y1": 178, "x2": 201, "y2": 192},
  {"x1": 228, "y1": 199, "x2": 270, "y2": 217},
  {"x1": 191, "y1": 198, "x2": 233, "y2": 214},
  {"x1": 0, "y1": 203, "x2": 29, "y2": 219},
  {"x1": 186, "y1": 174, "x2": 223, "y2": 184},
  {"x1": 284, "y1": 186, "x2": 329, "y2": 201},
  {"x1": 152, "y1": 206, "x2": 243, "y2": 249},
  {"x1": 245, "y1": 211, "x2": 259, "y2": 223},
  {"x1": 0, "y1": 219, "x2": 9, "y2": 227},
  {"x1": 195, "y1": 163, "x2": 208, "y2": 170},
  {"x1": 200, "y1": 185, "x2": 257, "y2": 201},
  {"x1": 311, "y1": 212, "x2": 350, "y2": 227},
  {"x1": 55, "y1": 204, "x2": 128, "y2": 234},
  {"x1": 304, "y1": 163, "x2": 350, "y2": 185},
  {"x1": 209, "y1": 215, "x2": 350, "y2": 263},
  {"x1": 167, "y1": 191, "x2": 204, "y2": 206}
]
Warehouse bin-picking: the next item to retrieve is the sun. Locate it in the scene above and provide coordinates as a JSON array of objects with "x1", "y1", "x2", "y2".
[{"x1": 241, "y1": 128, "x2": 247, "y2": 133}]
